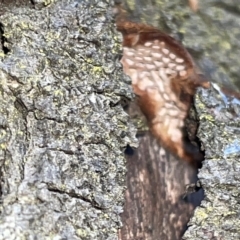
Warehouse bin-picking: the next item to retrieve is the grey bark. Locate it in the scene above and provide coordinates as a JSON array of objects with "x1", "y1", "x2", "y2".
[
  {"x1": 183, "y1": 85, "x2": 240, "y2": 240},
  {"x1": 1, "y1": 0, "x2": 240, "y2": 239},
  {"x1": 0, "y1": 0, "x2": 137, "y2": 239}
]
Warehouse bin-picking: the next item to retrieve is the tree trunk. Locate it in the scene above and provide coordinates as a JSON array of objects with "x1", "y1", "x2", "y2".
[
  {"x1": 1, "y1": 0, "x2": 240, "y2": 239},
  {"x1": 0, "y1": 0, "x2": 137, "y2": 239}
]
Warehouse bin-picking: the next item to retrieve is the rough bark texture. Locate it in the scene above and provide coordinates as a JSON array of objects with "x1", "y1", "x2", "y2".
[
  {"x1": 1, "y1": 0, "x2": 240, "y2": 239},
  {"x1": 118, "y1": 0, "x2": 240, "y2": 240},
  {"x1": 0, "y1": 0, "x2": 138, "y2": 239},
  {"x1": 183, "y1": 86, "x2": 240, "y2": 239}
]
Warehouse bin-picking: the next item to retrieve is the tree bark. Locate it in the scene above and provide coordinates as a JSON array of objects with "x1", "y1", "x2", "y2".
[
  {"x1": 1, "y1": 0, "x2": 240, "y2": 239},
  {"x1": 0, "y1": 0, "x2": 137, "y2": 239},
  {"x1": 183, "y1": 85, "x2": 240, "y2": 239}
]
